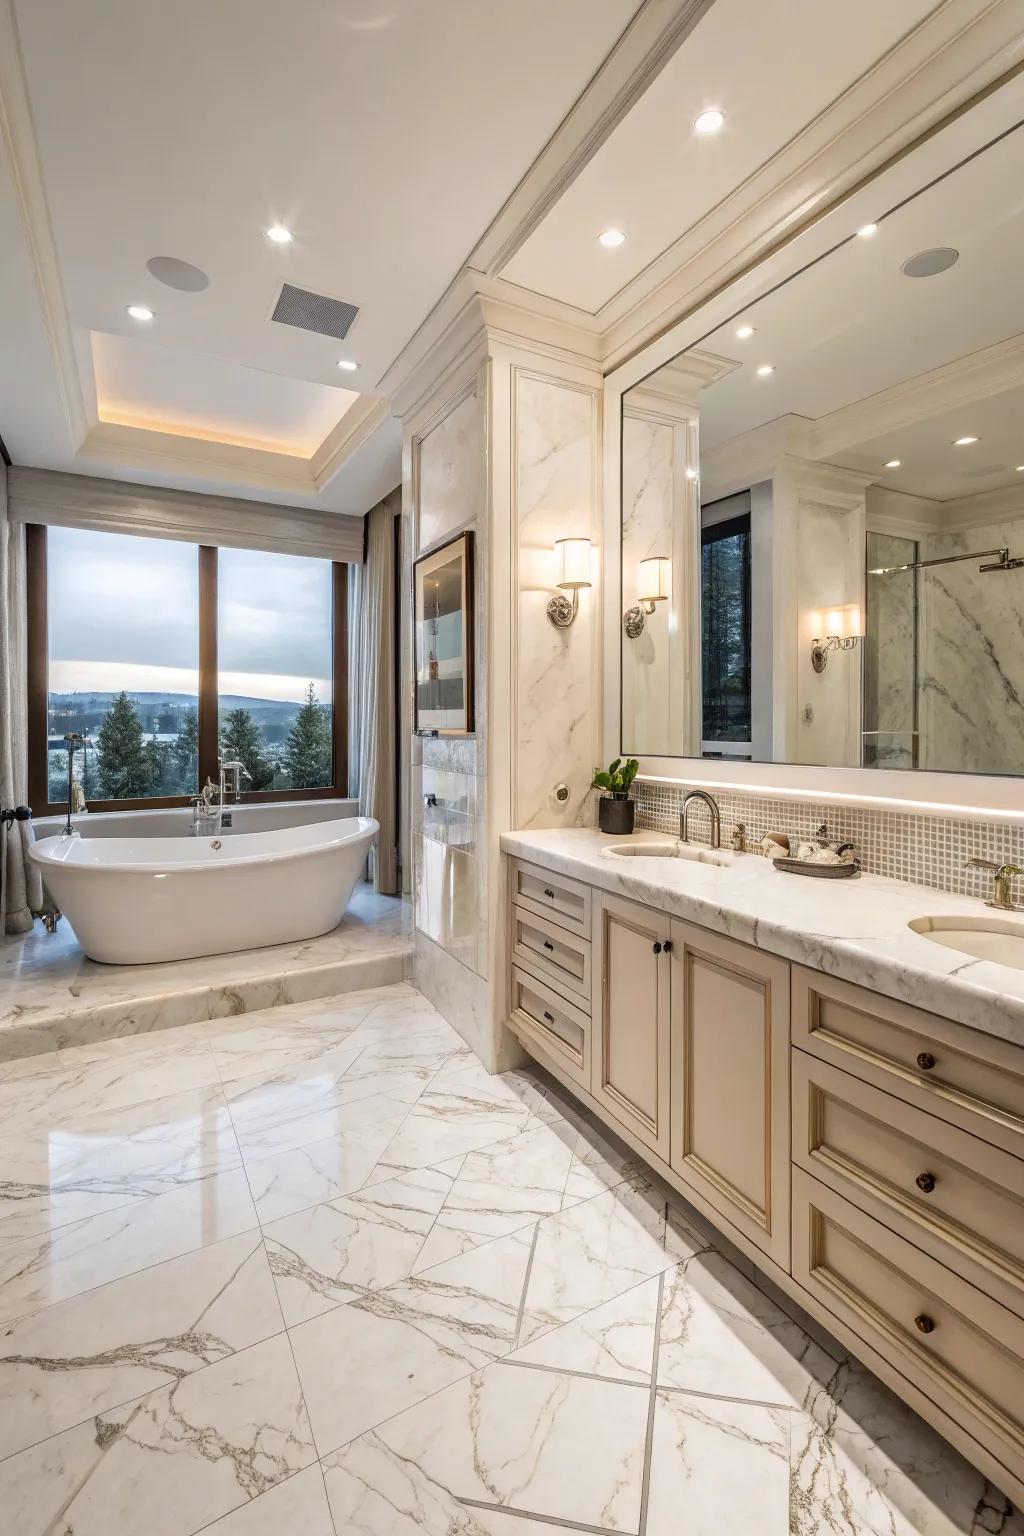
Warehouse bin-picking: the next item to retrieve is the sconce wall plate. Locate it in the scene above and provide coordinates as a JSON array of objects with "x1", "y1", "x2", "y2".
[
  {"x1": 811, "y1": 635, "x2": 861, "y2": 672},
  {"x1": 547, "y1": 591, "x2": 578, "y2": 627},
  {"x1": 623, "y1": 603, "x2": 646, "y2": 638}
]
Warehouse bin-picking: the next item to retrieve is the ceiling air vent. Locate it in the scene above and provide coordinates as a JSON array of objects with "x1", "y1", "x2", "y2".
[{"x1": 271, "y1": 283, "x2": 359, "y2": 340}]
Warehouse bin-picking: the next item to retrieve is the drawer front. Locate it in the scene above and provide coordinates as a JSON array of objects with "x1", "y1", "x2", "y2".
[
  {"x1": 512, "y1": 904, "x2": 592, "y2": 1006},
  {"x1": 512, "y1": 859, "x2": 591, "y2": 938},
  {"x1": 793, "y1": 966, "x2": 1024, "y2": 1158},
  {"x1": 793, "y1": 1168, "x2": 1024, "y2": 1481},
  {"x1": 511, "y1": 966, "x2": 589, "y2": 1087},
  {"x1": 793, "y1": 1052, "x2": 1024, "y2": 1319}
]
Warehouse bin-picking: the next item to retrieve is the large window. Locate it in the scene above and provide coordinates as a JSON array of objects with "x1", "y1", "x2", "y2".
[
  {"x1": 701, "y1": 511, "x2": 752, "y2": 747},
  {"x1": 28, "y1": 526, "x2": 347, "y2": 813}
]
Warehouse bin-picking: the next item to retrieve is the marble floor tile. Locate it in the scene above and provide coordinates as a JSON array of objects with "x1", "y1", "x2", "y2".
[
  {"x1": 509, "y1": 1272, "x2": 660, "y2": 1383},
  {"x1": 323, "y1": 1431, "x2": 589, "y2": 1536},
  {"x1": 243, "y1": 1117, "x2": 406, "y2": 1225},
  {"x1": 410, "y1": 1119, "x2": 577, "y2": 1272},
  {"x1": 0, "y1": 1083, "x2": 242, "y2": 1244},
  {"x1": 365, "y1": 1360, "x2": 650, "y2": 1532},
  {"x1": 644, "y1": 1388, "x2": 791, "y2": 1535},
  {"x1": 203, "y1": 1008, "x2": 373, "y2": 1083},
  {"x1": 374, "y1": 1068, "x2": 565, "y2": 1174},
  {"x1": 656, "y1": 1246, "x2": 841, "y2": 1408},
  {"x1": 263, "y1": 1166, "x2": 456, "y2": 1324},
  {"x1": 562, "y1": 1118, "x2": 650, "y2": 1205},
  {"x1": 517, "y1": 1177, "x2": 706, "y2": 1346},
  {"x1": 199, "y1": 1464, "x2": 336, "y2": 1535},
  {"x1": 289, "y1": 1226, "x2": 535, "y2": 1455},
  {"x1": 792, "y1": 1359, "x2": 1024, "y2": 1536},
  {"x1": 0, "y1": 1332, "x2": 315, "y2": 1536},
  {"x1": 0, "y1": 1230, "x2": 282, "y2": 1459},
  {"x1": 0, "y1": 1166, "x2": 257, "y2": 1324}
]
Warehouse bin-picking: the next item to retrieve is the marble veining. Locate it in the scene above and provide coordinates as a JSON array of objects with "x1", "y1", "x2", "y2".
[
  {"x1": 502, "y1": 826, "x2": 1024, "y2": 1045},
  {"x1": 0, "y1": 978, "x2": 1019, "y2": 1534}
]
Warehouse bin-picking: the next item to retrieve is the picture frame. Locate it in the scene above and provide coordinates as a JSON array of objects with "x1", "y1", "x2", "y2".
[{"x1": 413, "y1": 529, "x2": 475, "y2": 736}]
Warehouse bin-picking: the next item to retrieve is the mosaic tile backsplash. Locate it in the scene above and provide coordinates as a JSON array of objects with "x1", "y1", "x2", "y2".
[{"x1": 633, "y1": 779, "x2": 1024, "y2": 900}]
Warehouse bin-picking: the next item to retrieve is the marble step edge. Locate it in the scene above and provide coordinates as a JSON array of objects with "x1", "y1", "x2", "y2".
[{"x1": 0, "y1": 947, "x2": 413, "y2": 1065}]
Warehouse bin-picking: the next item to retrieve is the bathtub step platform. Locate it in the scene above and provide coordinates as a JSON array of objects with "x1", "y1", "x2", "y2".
[{"x1": 0, "y1": 887, "x2": 412, "y2": 1062}]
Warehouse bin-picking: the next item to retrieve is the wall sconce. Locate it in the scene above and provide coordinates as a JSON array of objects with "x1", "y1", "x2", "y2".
[
  {"x1": 810, "y1": 604, "x2": 863, "y2": 672},
  {"x1": 546, "y1": 537, "x2": 593, "y2": 627},
  {"x1": 623, "y1": 555, "x2": 670, "y2": 638}
]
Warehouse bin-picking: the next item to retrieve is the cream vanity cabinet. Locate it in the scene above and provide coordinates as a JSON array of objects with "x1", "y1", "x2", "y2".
[{"x1": 506, "y1": 854, "x2": 1024, "y2": 1505}]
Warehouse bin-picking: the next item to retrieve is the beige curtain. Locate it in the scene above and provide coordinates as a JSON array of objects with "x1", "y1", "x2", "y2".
[
  {"x1": 1, "y1": 460, "x2": 43, "y2": 933},
  {"x1": 351, "y1": 487, "x2": 399, "y2": 893}
]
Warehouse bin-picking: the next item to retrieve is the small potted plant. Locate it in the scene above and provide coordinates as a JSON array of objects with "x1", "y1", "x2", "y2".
[{"x1": 591, "y1": 757, "x2": 639, "y2": 835}]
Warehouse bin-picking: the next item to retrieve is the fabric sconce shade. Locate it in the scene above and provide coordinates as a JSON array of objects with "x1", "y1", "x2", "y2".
[
  {"x1": 547, "y1": 537, "x2": 592, "y2": 627},
  {"x1": 638, "y1": 556, "x2": 670, "y2": 608}
]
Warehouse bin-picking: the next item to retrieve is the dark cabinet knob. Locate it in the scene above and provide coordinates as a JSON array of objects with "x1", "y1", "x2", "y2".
[
  {"x1": 662, "y1": 940, "x2": 673, "y2": 953},
  {"x1": 914, "y1": 1313, "x2": 936, "y2": 1335},
  {"x1": 653, "y1": 941, "x2": 662, "y2": 954},
  {"x1": 916, "y1": 1051, "x2": 936, "y2": 1071},
  {"x1": 542, "y1": 1011, "x2": 555, "y2": 1024},
  {"x1": 915, "y1": 1171, "x2": 936, "y2": 1194},
  {"x1": 542, "y1": 940, "x2": 554, "y2": 952},
  {"x1": 543, "y1": 888, "x2": 555, "y2": 899}
]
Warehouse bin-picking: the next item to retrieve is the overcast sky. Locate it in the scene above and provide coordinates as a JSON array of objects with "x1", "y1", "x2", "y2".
[{"x1": 48, "y1": 527, "x2": 332, "y2": 702}]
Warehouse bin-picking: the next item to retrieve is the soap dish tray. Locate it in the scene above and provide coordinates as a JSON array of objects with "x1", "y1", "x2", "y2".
[{"x1": 773, "y1": 857, "x2": 860, "y2": 879}]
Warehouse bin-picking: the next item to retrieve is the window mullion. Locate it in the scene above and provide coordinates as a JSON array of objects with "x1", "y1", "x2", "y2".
[{"x1": 198, "y1": 546, "x2": 219, "y2": 794}]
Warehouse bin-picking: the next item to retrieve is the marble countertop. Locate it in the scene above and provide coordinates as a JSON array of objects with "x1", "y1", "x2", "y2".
[{"x1": 501, "y1": 827, "x2": 1024, "y2": 1049}]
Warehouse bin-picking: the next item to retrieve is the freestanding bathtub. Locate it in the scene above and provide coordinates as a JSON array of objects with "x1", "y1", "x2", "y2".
[{"x1": 29, "y1": 816, "x2": 378, "y2": 964}]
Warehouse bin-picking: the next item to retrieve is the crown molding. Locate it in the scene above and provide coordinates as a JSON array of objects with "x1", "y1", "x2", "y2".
[
  {"x1": 595, "y1": 0, "x2": 1024, "y2": 366},
  {"x1": 77, "y1": 421, "x2": 316, "y2": 496},
  {"x1": 0, "y1": 0, "x2": 87, "y2": 448},
  {"x1": 309, "y1": 392, "x2": 392, "y2": 488}
]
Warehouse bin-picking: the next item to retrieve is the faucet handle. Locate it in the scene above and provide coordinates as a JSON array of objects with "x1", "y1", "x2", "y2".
[{"x1": 966, "y1": 857, "x2": 1024, "y2": 912}]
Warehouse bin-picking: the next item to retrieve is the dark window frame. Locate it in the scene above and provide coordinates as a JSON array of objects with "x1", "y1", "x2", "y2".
[
  {"x1": 26, "y1": 524, "x2": 349, "y2": 816},
  {"x1": 700, "y1": 509, "x2": 752, "y2": 746}
]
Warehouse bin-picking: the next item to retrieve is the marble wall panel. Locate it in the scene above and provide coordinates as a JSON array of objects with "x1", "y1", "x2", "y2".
[{"x1": 416, "y1": 389, "x2": 484, "y2": 555}]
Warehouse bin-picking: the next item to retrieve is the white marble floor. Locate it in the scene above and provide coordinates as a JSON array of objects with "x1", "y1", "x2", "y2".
[
  {"x1": 0, "y1": 886, "x2": 411, "y2": 1061},
  {"x1": 0, "y1": 980, "x2": 1018, "y2": 1536}
]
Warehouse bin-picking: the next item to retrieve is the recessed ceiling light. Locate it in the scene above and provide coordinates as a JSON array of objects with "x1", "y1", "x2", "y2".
[
  {"x1": 685, "y1": 467, "x2": 698, "y2": 480},
  {"x1": 694, "y1": 108, "x2": 725, "y2": 136},
  {"x1": 1017, "y1": 465, "x2": 1024, "y2": 472},
  {"x1": 756, "y1": 364, "x2": 775, "y2": 377},
  {"x1": 337, "y1": 359, "x2": 358, "y2": 372},
  {"x1": 735, "y1": 324, "x2": 755, "y2": 339},
  {"x1": 265, "y1": 225, "x2": 294, "y2": 244},
  {"x1": 598, "y1": 228, "x2": 626, "y2": 248},
  {"x1": 126, "y1": 304, "x2": 154, "y2": 321},
  {"x1": 953, "y1": 436, "x2": 979, "y2": 446},
  {"x1": 856, "y1": 223, "x2": 878, "y2": 239},
  {"x1": 884, "y1": 459, "x2": 902, "y2": 469}
]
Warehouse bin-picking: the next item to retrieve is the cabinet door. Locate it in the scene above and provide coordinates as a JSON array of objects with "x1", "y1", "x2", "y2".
[
  {"x1": 669, "y1": 921, "x2": 790, "y2": 1266},
  {"x1": 592, "y1": 892, "x2": 671, "y2": 1159}
]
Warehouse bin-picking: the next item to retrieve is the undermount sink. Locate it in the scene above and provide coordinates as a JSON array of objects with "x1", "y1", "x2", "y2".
[
  {"x1": 909, "y1": 915, "x2": 1024, "y2": 970},
  {"x1": 601, "y1": 838, "x2": 731, "y2": 868}
]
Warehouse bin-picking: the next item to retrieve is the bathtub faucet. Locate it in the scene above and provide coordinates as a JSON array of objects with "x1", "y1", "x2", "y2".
[
  {"x1": 219, "y1": 759, "x2": 251, "y2": 803},
  {"x1": 62, "y1": 732, "x2": 89, "y2": 837}
]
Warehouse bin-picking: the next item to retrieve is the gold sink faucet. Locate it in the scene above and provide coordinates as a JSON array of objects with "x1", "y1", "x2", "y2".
[{"x1": 965, "y1": 856, "x2": 1024, "y2": 912}]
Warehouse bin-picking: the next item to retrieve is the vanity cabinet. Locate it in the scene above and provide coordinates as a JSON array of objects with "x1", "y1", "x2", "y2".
[
  {"x1": 592, "y1": 893, "x2": 672, "y2": 1158},
  {"x1": 669, "y1": 923, "x2": 791, "y2": 1267}
]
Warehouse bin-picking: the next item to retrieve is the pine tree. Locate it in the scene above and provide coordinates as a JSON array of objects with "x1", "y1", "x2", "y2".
[
  {"x1": 282, "y1": 683, "x2": 332, "y2": 789},
  {"x1": 220, "y1": 708, "x2": 274, "y2": 790},
  {"x1": 173, "y1": 707, "x2": 199, "y2": 795},
  {"x1": 96, "y1": 692, "x2": 152, "y2": 799}
]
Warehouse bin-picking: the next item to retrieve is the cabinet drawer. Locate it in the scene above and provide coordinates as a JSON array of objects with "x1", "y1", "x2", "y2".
[
  {"x1": 512, "y1": 905, "x2": 591, "y2": 1007},
  {"x1": 511, "y1": 966, "x2": 589, "y2": 1087},
  {"x1": 511, "y1": 859, "x2": 591, "y2": 938},
  {"x1": 793, "y1": 1168, "x2": 1024, "y2": 1484},
  {"x1": 793, "y1": 966, "x2": 1024, "y2": 1159},
  {"x1": 793, "y1": 1052, "x2": 1024, "y2": 1319}
]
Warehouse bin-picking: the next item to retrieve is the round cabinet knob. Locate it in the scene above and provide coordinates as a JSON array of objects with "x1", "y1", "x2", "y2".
[
  {"x1": 916, "y1": 1051, "x2": 936, "y2": 1071},
  {"x1": 914, "y1": 1313, "x2": 936, "y2": 1335},
  {"x1": 543, "y1": 888, "x2": 555, "y2": 899},
  {"x1": 542, "y1": 940, "x2": 554, "y2": 951},
  {"x1": 652, "y1": 941, "x2": 662, "y2": 954},
  {"x1": 915, "y1": 1171, "x2": 937, "y2": 1194},
  {"x1": 662, "y1": 940, "x2": 673, "y2": 953}
]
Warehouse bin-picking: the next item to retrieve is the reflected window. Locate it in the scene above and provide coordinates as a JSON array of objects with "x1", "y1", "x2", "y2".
[{"x1": 701, "y1": 510, "x2": 751, "y2": 748}]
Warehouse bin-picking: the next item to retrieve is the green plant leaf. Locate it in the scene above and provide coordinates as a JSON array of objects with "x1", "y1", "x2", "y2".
[{"x1": 591, "y1": 771, "x2": 613, "y2": 791}]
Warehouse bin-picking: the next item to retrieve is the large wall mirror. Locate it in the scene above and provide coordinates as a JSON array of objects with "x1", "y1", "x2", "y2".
[{"x1": 620, "y1": 120, "x2": 1024, "y2": 778}]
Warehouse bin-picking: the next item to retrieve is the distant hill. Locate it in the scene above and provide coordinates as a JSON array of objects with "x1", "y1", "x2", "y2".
[{"x1": 48, "y1": 690, "x2": 300, "y2": 718}]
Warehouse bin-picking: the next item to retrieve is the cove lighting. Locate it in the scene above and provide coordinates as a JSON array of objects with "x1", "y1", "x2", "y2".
[
  {"x1": 953, "y1": 436, "x2": 979, "y2": 446},
  {"x1": 265, "y1": 225, "x2": 294, "y2": 244},
  {"x1": 598, "y1": 228, "x2": 626, "y2": 248},
  {"x1": 126, "y1": 305, "x2": 154, "y2": 321},
  {"x1": 694, "y1": 108, "x2": 725, "y2": 136},
  {"x1": 735, "y1": 324, "x2": 755, "y2": 339},
  {"x1": 856, "y1": 223, "x2": 878, "y2": 238}
]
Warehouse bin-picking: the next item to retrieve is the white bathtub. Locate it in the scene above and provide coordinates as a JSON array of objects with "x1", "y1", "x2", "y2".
[{"x1": 30, "y1": 816, "x2": 378, "y2": 965}]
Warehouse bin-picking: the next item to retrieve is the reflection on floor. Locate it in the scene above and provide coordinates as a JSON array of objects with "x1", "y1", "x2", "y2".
[
  {"x1": 0, "y1": 980, "x2": 1018, "y2": 1535},
  {"x1": 0, "y1": 886, "x2": 411, "y2": 1061}
]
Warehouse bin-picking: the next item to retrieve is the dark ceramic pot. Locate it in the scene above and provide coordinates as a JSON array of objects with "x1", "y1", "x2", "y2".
[{"x1": 599, "y1": 795, "x2": 635, "y2": 835}]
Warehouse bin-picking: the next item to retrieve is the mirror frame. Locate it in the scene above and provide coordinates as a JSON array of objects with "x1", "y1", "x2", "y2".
[{"x1": 602, "y1": 89, "x2": 1024, "y2": 822}]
